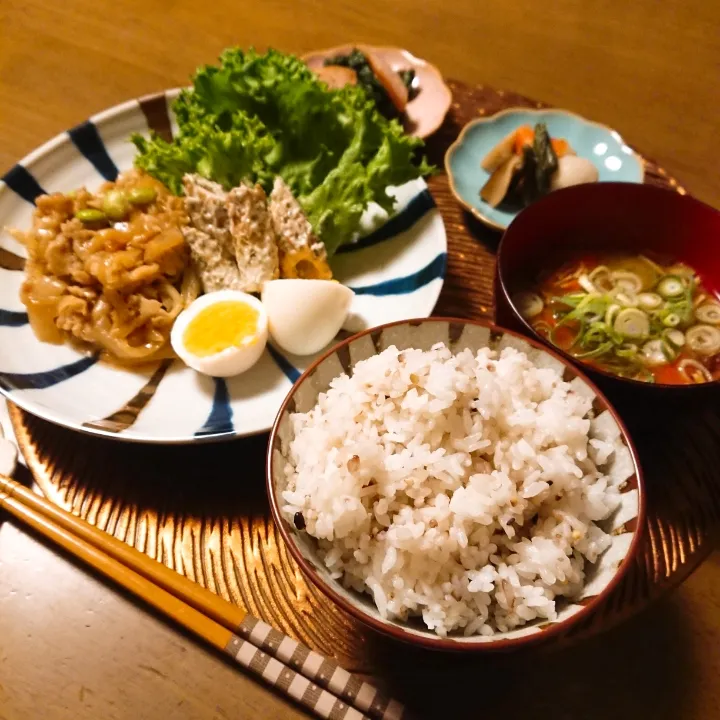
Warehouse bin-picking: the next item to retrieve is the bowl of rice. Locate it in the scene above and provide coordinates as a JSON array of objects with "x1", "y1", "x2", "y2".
[{"x1": 267, "y1": 318, "x2": 645, "y2": 650}]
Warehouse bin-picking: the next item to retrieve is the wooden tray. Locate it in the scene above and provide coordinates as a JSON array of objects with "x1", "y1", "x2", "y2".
[{"x1": 9, "y1": 80, "x2": 720, "y2": 709}]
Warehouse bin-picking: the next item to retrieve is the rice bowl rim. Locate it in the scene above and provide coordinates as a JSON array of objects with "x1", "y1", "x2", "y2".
[{"x1": 266, "y1": 316, "x2": 646, "y2": 652}]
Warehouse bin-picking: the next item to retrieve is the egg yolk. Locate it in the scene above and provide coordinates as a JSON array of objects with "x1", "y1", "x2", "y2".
[{"x1": 183, "y1": 301, "x2": 260, "y2": 357}]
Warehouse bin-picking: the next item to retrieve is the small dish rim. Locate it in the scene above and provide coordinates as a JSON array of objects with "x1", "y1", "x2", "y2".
[
  {"x1": 266, "y1": 315, "x2": 646, "y2": 652},
  {"x1": 444, "y1": 106, "x2": 646, "y2": 232}
]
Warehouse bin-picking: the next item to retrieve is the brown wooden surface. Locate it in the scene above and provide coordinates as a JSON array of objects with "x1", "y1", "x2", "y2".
[
  {"x1": 6, "y1": 74, "x2": 720, "y2": 690},
  {"x1": 2, "y1": 1, "x2": 720, "y2": 719}
]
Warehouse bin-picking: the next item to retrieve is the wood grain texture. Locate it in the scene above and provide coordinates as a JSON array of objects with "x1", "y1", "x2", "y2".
[
  {"x1": 4, "y1": 516, "x2": 720, "y2": 720},
  {"x1": 2, "y1": 1, "x2": 720, "y2": 718},
  {"x1": 0, "y1": 521, "x2": 309, "y2": 720},
  {"x1": 1, "y1": 0, "x2": 719, "y2": 206}
]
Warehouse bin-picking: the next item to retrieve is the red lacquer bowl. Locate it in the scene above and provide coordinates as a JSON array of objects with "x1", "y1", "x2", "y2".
[{"x1": 496, "y1": 182, "x2": 720, "y2": 394}]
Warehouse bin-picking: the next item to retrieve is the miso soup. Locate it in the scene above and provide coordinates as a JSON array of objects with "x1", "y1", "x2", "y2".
[{"x1": 514, "y1": 253, "x2": 720, "y2": 384}]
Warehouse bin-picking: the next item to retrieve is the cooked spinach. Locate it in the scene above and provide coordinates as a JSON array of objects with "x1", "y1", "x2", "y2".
[
  {"x1": 532, "y1": 123, "x2": 558, "y2": 196},
  {"x1": 520, "y1": 145, "x2": 540, "y2": 206},
  {"x1": 503, "y1": 123, "x2": 559, "y2": 207},
  {"x1": 324, "y1": 49, "x2": 417, "y2": 118}
]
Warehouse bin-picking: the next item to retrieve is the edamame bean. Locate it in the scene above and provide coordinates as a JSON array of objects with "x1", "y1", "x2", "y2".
[
  {"x1": 102, "y1": 189, "x2": 130, "y2": 220},
  {"x1": 75, "y1": 208, "x2": 107, "y2": 223},
  {"x1": 128, "y1": 186, "x2": 157, "y2": 205}
]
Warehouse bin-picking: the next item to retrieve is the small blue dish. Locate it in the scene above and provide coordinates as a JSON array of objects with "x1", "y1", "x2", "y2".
[{"x1": 445, "y1": 108, "x2": 645, "y2": 231}]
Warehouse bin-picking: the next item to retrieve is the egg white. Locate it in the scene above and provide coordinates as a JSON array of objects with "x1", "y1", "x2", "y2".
[{"x1": 262, "y1": 279, "x2": 354, "y2": 356}]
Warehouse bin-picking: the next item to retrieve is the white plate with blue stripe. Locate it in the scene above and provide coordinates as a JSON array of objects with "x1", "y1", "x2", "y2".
[{"x1": 0, "y1": 91, "x2": 447, "y2": 443}]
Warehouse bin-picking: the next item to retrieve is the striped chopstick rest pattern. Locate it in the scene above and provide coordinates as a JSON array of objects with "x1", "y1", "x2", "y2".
[
  {"x1": 225, "y1": 634, "x2": 368, "y2": 720},
  {"x1": 236, "y1": 616, "x2": 406, "y2": 720}
]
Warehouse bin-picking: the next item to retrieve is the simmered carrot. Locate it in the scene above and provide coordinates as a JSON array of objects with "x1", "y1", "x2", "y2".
[
  {"x1": 513, "y1": 125, "x2": 535, "y2": 154},
  {"x1": 551, "y1": 138, "x2": 571, "y2": 157},
  {"x1": 651, "y1": 363, "x2": 687, "y2": 385},
  {"x1": 511, "y1": 126, "x2": 572, "y2": 157}
]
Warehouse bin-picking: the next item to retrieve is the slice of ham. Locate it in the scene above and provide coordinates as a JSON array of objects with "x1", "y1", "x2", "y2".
[
  {"x1": 314, "y1": 65, "x2": 358, "y2": 90},
  {"x1": 358, "y1": 45, "x2": 409, "y2": 112}
]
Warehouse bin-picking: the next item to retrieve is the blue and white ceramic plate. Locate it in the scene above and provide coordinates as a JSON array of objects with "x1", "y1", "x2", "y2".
[
  {"x1": 445, "y1": 107, "x2": 645, "y2": 231},
  {"x1": 0, "y1": 90, "x2": 446, "y2": 444}
]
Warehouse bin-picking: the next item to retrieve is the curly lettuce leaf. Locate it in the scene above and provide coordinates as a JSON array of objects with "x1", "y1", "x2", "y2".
[
  {"x1": 133, "y1": 112, "x2": 276, "y2": 196},
  {"x1": 131, "y1": 47, "x2": 431, "y2": 254}
]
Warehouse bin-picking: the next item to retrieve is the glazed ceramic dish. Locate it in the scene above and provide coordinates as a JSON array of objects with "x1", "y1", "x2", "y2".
[
  {"x1": 0, "y1": 91, "x2": 447, "y2": 444},
  {"x1": 267, "y1": 318, "x2": 645, "y2": 651},
  {"x1": 496, "y1": 182, "x2": 720, "y2": 392},
  {"x1": 303, "y1": 45, "x2": 452, "y2": 138},
  {"x1": 445, "y1": 108, "x2": 645, "y2": 231}
]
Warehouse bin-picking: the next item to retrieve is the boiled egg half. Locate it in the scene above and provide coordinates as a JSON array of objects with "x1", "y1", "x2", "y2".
[
  {"x1": 171, "y1": 290, "x2": 268, "y2": 377},
  {"x1": 262, "y1": 279, "x2": 354, "y2": 356}
]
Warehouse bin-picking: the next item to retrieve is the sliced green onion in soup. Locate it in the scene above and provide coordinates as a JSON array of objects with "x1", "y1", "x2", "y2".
[
  {"x1": 513, "y1": 291, "x2": 544, "y2": 319},
  {"x1": 611, "y1": 270, "x2": 643, "y2": 295},
  {"x1": 679, "y1": 358, "x2": 712, "y2": 384},
  {"x1": 615, "y1": 343, "x2": 639, "y2": 359},
  {"x1": 605, "y1": 303, "x2": 621, "y2": 326},
  {"x1": 569, "y1": 293, "x2": 608, "y2": 320},
  {"x1": 551, "y1": 293, "x2": 586, "y2": 308},
  {"x1": 663, "y1": 328, "x2": 685, "y2": 348},
  {"x1": 588, "y1": 265, "x2": 613, "y2": 293},
  {"x1": 581, "y1": 321, "x2": 612, "y2": 348},
  {"x1": 614, "y1": 291, "x2": 639, "y2": 308},
  {"x1": 661, "y1": 299, "x2": 693, "y2": 327},
  {"x1": 695, "y1": 302, "x2": 720, "y2": 325},
  {"x1": 575, "y1": 341, "x2": 615, "y2": 359},
  {"x1": 638, "y1": 292, "x2": 663, "y2": 311},
  {"x1": 641, "y1": 339, "x2": 671, "y2": 366},
  {"x1": 613, "y1": 308, "x2": 650, "y2": 339},
  {"x1": 578, "y1": 274, "x2": 596, "y2": 294},
  {"x1": 657, "y1": 276, "x2": 685, "y2": 299},
  {"x1": 662, "y1": 340, "x2": 678, "y2": 361},
  {"x1": 686, "y1": 324, "x2": 720, "y2": 355}
]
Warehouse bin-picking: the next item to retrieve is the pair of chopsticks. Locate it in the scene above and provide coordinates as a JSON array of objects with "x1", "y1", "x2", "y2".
[{"x1": 0, "y1": 474, "x2": 407, "y2": 720}]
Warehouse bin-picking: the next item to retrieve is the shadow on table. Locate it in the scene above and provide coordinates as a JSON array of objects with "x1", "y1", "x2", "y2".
[
  {"x1": 364, "y1": 596, "x2": 694, "y2": 720},
  {"x1": 20, "y1": 416, "x2": 273, "y2": 520}
]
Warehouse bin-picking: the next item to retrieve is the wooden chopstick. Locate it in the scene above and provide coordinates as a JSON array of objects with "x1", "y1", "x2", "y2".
[{"x1": 0, "y1": 475, "x2": 407, "y2": 720}]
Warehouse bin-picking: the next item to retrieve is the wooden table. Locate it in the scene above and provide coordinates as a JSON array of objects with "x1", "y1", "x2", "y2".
[{"x1": 1, "y1": 1, "x2": 719, "y2": 718}]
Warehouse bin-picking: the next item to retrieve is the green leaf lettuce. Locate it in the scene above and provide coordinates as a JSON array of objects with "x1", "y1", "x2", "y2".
[{"x1": 131, "y1": 48, "x2": 431, "y2": 255}]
